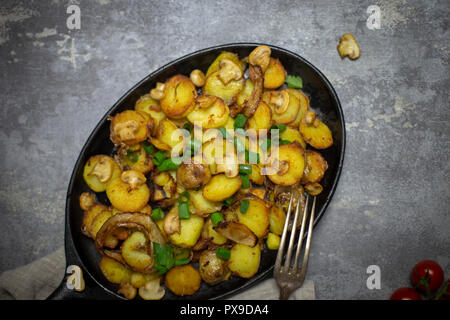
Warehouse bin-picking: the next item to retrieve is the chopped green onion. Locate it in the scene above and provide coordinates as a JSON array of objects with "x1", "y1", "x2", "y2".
[
  {"x1": 142, "y1": 141, "x2": 155, "y2": 155},
  {"x1": 239, "y1": 164, "x2": 252, "y2": 175},
  {"x1": 285, "y1": 75, "x2": 303, "y2": 89},
  {"x1": 210, "y1": 212, "x2": 224, "y2": 227},
  {"x1": 178, "y1": 202, "x2": 190, "y2": 219},
  {"x1": 126, "y1": 150, "x2": 139, "y2": 163},
  {"x1": 216, "y1": 247, "x2": 231, "y2": 260},
  {"x1": 179, "y1": 191, "x2": 190, "y2": 203},
  {"x1": 151, "y1": 208, "x2": 164, "y2": 221},
  {"x1": 182, "y1": 122, "x2": 193, "y2": 132},
  {"x1": 152, "y1": 151, "x2": 167, "y2": 166},
  {"x1": 234, "y1": 114, "x2": 248, "y2": 129},
  {"x1": 240, "y1": 199, "x2": 250, "y2": 214},
  {"x1": 234, "y1": 136, "x2": 246, "y2": 153},
  {"x1": 240, "y1": 174, "x2": 250, "y2": 189},
  {"x1": 280, "y1": 139, "x2": 291, "y2": 145},
  {"x1": 270, "y1": 124, "x2": 287, "y2": 132},
  {"x1": 157, "y1": 158, "x2": 180, "y2": 171},
  {"x1": 245, "y1": 150, "x2": 259, "y2": 164},
  {"x1": 224, "y1": 197, "x2": 234, "y2": 207},
  {"x1": 218, "y1": 127, "x2": 228, "y2": 139}
]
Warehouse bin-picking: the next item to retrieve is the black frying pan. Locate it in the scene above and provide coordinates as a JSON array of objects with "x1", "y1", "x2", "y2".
[{"x1": 48, "y1": 43, "x2": 345, "y2": 300}]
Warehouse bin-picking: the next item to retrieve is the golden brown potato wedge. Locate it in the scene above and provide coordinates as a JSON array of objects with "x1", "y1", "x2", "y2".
[
  {"x1": 269, "y1": 205, "x2": 286, "y2": 236},
  {"x1": 202, "y1": 218, "x2": 227, "y2": 245},
  {"x1": 266, "y1": 142, "x2": 305, "y2": 186},
  {"x1": 279, "y1": 126, "x2": 306, "y2": 149},
  {"x1": 81, "y1": 203, "x2": 109, "y2": 237},
  {"x1": 120, "y1": 146, "x2": 154, "y2": 175},
  {"x1": 301, "y1": 150, "x2": 328, "y2": 184},
  {"x1": 99, "y1": 256, "x2": 132, "y2": 284},
  {"x1": 83, "y1": 155, "x2": 122, "y2": 192},
  {"x1": 203, "y1": 71, "x2": 244, "y2": 105},
  {"x1": 236, "y1": 79, "x2": 254, "y2": 107},
  {"x1": 188, "y1": 189, "x2": 222, "y2": 216},
  {"x1": 263, "y1": 89, "x2": 300, "y2": 125},
  {"x1": 110, "y1": 110, "x2": 151, "y2": 146},
  {"x1": 299, "y1": 112, "x2": 333, "y2": 149},
  {"x1": 165, "y1": 264, "x2": 201, "y2": 296},
  {"x1": 287, "y1": 89, "x2": 309, "y2": 128},
  {"x1": 235, "y1": 198, "x2": 270, "y2": 239},
  {"x1": 228, "y1": 243, "x2": 261, "y2": 278},
  {"x1": 168, "y1": 211, "x2": 204, "y2": 248},
  {"x1": 121, "y1": 231, "x2": 153, "y2": 273},
  {"x1": 160, "y1": 75, "x2": 197, "y2": 119},
  {"x1": 186, "y1": 95, "x2": 229, "y2": 129},
  {"x1": 263, "y1": 58, "x2": 286, "y2": 89},
  {"x1": 247, "y1": 101, "x2": 272, "y2": 131},
  {"x1": 206, "y1": 51, "x2": 244, "y2": 77},
  {"x1": 134, "y1": 94, "x2": 165, "y2": 136},
  {"x1": 202, "y1": 174, "x2": 242, "y2": 202},
  {"x1": 155, "y1": 118, "x2": 184, "y2": 151},
  {"x1": 106, "y1": 177, "x2": 150, "y2": 212},
  {"x1": 266, "y1": 232, "x2": 281, "y2": 250}
]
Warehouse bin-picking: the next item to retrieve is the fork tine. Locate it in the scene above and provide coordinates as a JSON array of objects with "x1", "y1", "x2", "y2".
[
  {"x1": 274, "y1": 194, "x2": 293, "y2": 272},
  {"x1": 282, "y1": 193, "x2": 303, "y2": 273},
  {"x1": 293, "y1": 194, "x2": 310, "y2": 269},
  {"x1": 301, "y1": 196, "x2": 316, "y2": 271}
]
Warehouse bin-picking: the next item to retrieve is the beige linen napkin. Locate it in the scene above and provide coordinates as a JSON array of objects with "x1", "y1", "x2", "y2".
[{"x1": 0, "y1": 247, "x2": 314, "y2": 300}]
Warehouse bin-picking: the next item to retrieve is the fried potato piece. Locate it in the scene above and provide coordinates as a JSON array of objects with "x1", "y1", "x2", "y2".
[
  {"x1": 202, "y1": 218, "x2": 227, "y2": 245},
  {"x1": 299, "y1": 112, "x2": 333, "y2": 149},
  {"x1": 189, "y1": 189, "x2": 222, "y2": 216},
  {"x1": 203, "y1": 71, "x2": 244, "y2": 105},
  {"x1": 280, "y1": 126, "x2": 306, "y2": 149},
  {"x1": 247, "y1": 101, "x2": 272, "y2": 131},
  {"x1": 155, "y1": 118, "x2": 184, "y2": 151},
  {"x1": 121, "y1": 231, "x2": 153, "y2": 272},
  {"x1": 83, "y1": 155, "x2": 122, "y2": 192},
  {"x1": 263, "y1": 89, "x2": 300, "y2": 125},
  {"x1": 99, "y1": 256, "x2": 132, "y2": 284},
  {"x1": 263, "y1": 58, "x2": 286, "y2": 89},
  {"x1": 248, "y1": 164, "x2": 264, "y2": 185},
  {"x1": 134, "y1": 94, "x2": 166, "y2": 135},
  {"x1": 266, "y1": 232, "x2": 281, "y2": 250},
  {"x1": 160, "y1": 75, "x2": 197, "y2": 119},
  {"x1": 228, "y1": 243, "x2": 261, "y2": 278},
  {"x1": 202, "y1": 174, "x2": 242, "y2": 202},
  {"x1": 287, "y1": 89, "x2": 309, "y2": 128},
  {"x1": 168, "y1": 211, "x2": 204, "y2": 248},
  {"x1": 110, "y1": 110, "x2": 151, "y2": 146},
  {"x1": 301, "y1": 150, "x2": 328, "y2": 184},
  {"x1": 130, "y1": 272, "x2": 160, "y2": 289},
  {"x1": 106, "y1": 177, "x2": 150, "y2": 212},
  {"x1": 81, "y1": 203, "x2": 109, "y2": 237},
  {"x1": 214, "y1": 221, "x2": 257, "y2": 247},
  {"x1": 236, "y1": 199, "x2": 270, "y2": 239},
  {"x1": 269, "y1": 205, "x2": 286, "y2": 236},
  {"x1": 266, "y1": 142, "x2": 305, "y2": 186},
  {"x1": 120, "y1": 146, "x2": 154, "y2": 174},
  {"x1": 236, "y1": 79, "x2": 254, "y2": 108},
  {"x1": 186, "y1": 96, "x2": 230, "y2": 129},
  {"x1": 165, "y1": 264, "x2": 201, "y2": 296},
  {"x1": 206, "y1": 51, "x2": 244, "y2": 77},
  {"x1": 89, "y1": 208, "x2": 113, "y2": 239}
]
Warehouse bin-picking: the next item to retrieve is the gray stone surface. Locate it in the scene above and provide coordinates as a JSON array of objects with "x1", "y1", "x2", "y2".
[{"x1": 0, "y1": 0, "x2": 448, "y2": 299}]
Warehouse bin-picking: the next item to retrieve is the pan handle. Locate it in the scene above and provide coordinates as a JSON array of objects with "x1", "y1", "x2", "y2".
[{"x1": 47, "y1": 278, "x2": 83, "y2": 300}]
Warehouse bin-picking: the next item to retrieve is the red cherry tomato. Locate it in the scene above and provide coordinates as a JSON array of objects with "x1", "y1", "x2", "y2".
[
  {"x1": 411, "y1": 260, "x2": 444, "y2": 294},
  {"x1": 390, "y1": 287, "x2": 422, "y2": 300}
]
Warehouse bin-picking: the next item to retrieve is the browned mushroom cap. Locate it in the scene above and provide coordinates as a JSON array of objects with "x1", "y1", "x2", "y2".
[
  {"x1": 214, "y1": 221, "x2": 257, "y2": 247},
  {"x1": 176, "y1": 163, "x2": 211, "y2": 189},
  {"x1": 95, "y1": 213, "x2": 166, "y2": 274}
]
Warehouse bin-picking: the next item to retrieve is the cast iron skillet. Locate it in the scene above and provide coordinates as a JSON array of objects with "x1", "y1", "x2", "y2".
[{"x1": 48, "y1": 43, "x2": 345, "y2": 300}]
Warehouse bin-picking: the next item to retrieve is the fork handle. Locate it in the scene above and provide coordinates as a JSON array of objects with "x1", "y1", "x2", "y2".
[{"x1": 279, "y1": 286, "x2": 293, "y2": 300}]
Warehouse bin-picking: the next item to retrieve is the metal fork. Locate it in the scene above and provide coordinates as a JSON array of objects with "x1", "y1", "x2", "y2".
[{"x1": 274, "y1": 193, "x2": 317, "y2": 300}]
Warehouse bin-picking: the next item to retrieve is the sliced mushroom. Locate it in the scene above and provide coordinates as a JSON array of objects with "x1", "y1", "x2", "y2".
[
  {"x1": 118, "y1": 282, "x2": 137, "y2": 300},
  {"x1": 121, "y1": 170, "x2": 146, "y2": 190},
  {"x1": 337, "y1": 33, "x2": 360, "y2": 60},
  {"x1": 217, "y1": 58, "x2": 243, "y2": 85},
  {"x1": 196, "y1": 94, "x2": 217, "y2": 109},
  {"x1": 249, "y1": 45, "x2": 271, "y2": 72},
  {"x1": 277, "y1": 160, "x2": 290, "y2": 175},
  {"x1": 88, "y1": 157, "x2": 113, "y2": 182},
  {"x1": 304, "y1": 111, "x2": 316, "y2": 125},
  {"x1": 214, "y1": 221, "x2": 257, "y2": 247},
  {"x1": 113, "y1": 120, "x2": 140, "y2": 142},
  {"x1": 138, "y1": 278, "x2": 165, "y2": 300},
  {"x1": 215, "y1": 152, "x2": 239, "y2": 178},
  {"x1": 270, "y1": 90, "x2": 290, "y2": 114},
  {"x1": 163, "y1": 207, "x2": 181, "y2": 235}
]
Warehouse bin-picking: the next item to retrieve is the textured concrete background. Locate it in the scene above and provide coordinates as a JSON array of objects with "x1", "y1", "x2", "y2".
[{"x1": 0, "y1": 0, "x2": 448, "y2": 299}]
